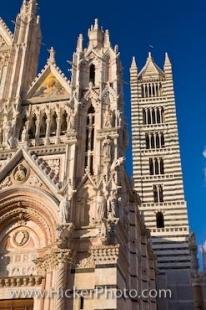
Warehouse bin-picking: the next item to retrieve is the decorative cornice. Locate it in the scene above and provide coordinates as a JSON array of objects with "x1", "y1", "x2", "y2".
[
  {"x1": 0, "y1": 275, "x2": 44, "y2": 288},
  {"x1": 0, "y1": 17, "x2": 13, "y2": 41},
  {"x1": 91, "y1": 245, "x2": 120, "y2": 265}
]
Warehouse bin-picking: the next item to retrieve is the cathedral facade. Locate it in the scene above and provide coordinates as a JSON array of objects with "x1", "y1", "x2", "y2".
[{"x1": 0, "y1": 1, "x2": 156, "y2": 310}]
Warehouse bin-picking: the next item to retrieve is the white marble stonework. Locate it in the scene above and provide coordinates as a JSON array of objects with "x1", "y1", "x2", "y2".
[{"x1": 0, "y1": 1, "x2": 157, "y2": 310}]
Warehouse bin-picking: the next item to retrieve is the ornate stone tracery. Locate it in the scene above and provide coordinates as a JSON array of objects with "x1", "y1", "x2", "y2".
[{"x1": 0, "y1": 5, "x2": 157, "y2": 309}]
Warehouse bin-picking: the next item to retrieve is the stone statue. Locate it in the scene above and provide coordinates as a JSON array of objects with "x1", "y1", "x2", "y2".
[
  {"x1": 116, "y1": 110, "x2": 122, "y2": 127},
  {"x1": 107, "y1": 190, "x2": 117, "y2": 219},
  {"x1": 14, "y1": 165, "x2": 28, "y2": 182},
  {"x1": 96, "y1": 194, "x2": 106, "y2": 222},
  {"x1": 103, "y1": 136, "x2": 113, "y2": 160},
  {"x1": 99, "y1": 220, "x2": 107, "y2": 240},
  {"x1": 111, "y1": 157, "x2": 125, "y2": 172},
  {"x1": 67, "y1": 108, "x2": 75, "y2": 130},
  {"x1": 59, "y1": 197, "x2": 71, "y2": 224},
  {"x1": 103, "y1": 105, "x2": 113, "y2": 128},
  {"x1": 21, "y1": 121, "x2": 29, "y2": 142},
  {"x1": 3, "y1": 119, "x2": 13, "y2": 147}
]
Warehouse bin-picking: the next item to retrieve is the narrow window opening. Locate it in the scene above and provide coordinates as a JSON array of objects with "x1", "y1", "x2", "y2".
[
  {"x1": 89, "y1": 64, "x2": 95, "y2": 85},
  {"x1": 156, "y1": 212, "x2": 165, "y2": 228}
]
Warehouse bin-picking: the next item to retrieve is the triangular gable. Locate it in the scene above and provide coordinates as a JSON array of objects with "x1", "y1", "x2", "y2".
[
  {"x1": 139, "y1": 55, "x2": 164, "y2": 80},
  {"x1": 0, "y1": 147, "x2": 62, "y2": 201},
  {"x1": 0, "y1": 18, "x2": 13, "y2": 47},
  {"x1": 84, "y1": 87, "x2": 99, "y2": 103},
  {"x1": 101, "y1": 84, "x2": 117, "y2": 102},
  {"x1": 76, "y1": 170, "x2": 106, "y2": 194},
  {"x1": 85, "y1": 48, "x2": 103, "y2": 61},
  {"x1": 27, "y1": 62, "x2": 71, "y2": 101}
]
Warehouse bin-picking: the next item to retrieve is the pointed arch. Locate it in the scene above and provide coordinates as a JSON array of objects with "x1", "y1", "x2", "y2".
[
  {"x1": 40, "y1": 113, "x2": 47, "y2": 138},
  {"x1": 50, "y1": 111, "x2": 57, "y2": 136},
  {"x1": 61, "y1": 110, "x2": 68, "y2": 135},
  {"x1": 28, "y1": 114, "x2": 37, "y2": 139}
]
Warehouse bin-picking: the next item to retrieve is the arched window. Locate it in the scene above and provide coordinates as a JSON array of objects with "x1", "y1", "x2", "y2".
[
  {"x1": 85, "y1": 105, "x2": 95, "y2": 175},
  {"x1": 141, "y1": 85, "x2": 143, "y2": 97},
  {"x1": 40, "y1": 113, "x2": 47, "y2": 138},
  {"x1": 143, "y1": 109, "x2": 146, "y2": 124},
  {"x1": 28, "y1": 114, "x2": 37, "y2": 139},
  {"x1": 153, "y1": 185, "x2": 164, "y2": 203},
  {"x1": 156, "y1": 212, "x2": 164, "y2": 228},
  {"x1": 156, "y1": 133, "x2": 160, "y2": 148},
  {"x1": 161, "y1": 132, "x2": 165, "y2": 147},
  {"x1": 147, "y1": 109, "x2": 151, "y2": 124},
  {"x1": 89, "y1": 64, "x2": 95, "y2": 85},
  {"x1": 151, "y1": 133, "x2": 155, "y2": 148},
  {"x1": 50, "y1": 112, "x2": 57, "y2": 136},
  {"x1": 145, "y1": 133, "x2": 150, "y2": 149},
  {"x1": 159, "y1": 185, "x2": 164, "y2": 202},
  {"x1": 161, "y1": 107, "x2": 164, "y2": 123},
  {"x1": 61, "y1": 110, "x2": 68, "y2": 135},
  {"x1": 160, "y1": 158, "x2": 164, "y2": 174},
  {"x1": 152, "y1": 108, "x2": 156, "y2": 124},
  {"x1": 154, "y1": 158, "x2": 159, "y2": 174},
  {"x1": 149, "y1": 158, "x2": 154, "y2": 175},
  {"x1": 156, "y1": 108, "x2": 161, "y2": 123},
  {"x1": 153, "y1": 185, "x2": 158, "y2": 203},
  {"x1": 150, "y1": 158, "x2": 164, "y2": 175}
]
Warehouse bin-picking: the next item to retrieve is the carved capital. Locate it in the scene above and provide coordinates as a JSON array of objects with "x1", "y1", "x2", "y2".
[{"x1": 34, "y1": 249, "x2": 72, "y2": 274}]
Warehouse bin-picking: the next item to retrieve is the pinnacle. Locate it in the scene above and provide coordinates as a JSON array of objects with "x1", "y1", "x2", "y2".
[
  {"x1": 131, "y1": 56, "x2": 137, "y2": 68},
  {"x1": 47, "y1": 47, "x2": 56, "y2": 65},
  {"x1": 164, "y1": 52, "x2": 172, "y2": 67}
]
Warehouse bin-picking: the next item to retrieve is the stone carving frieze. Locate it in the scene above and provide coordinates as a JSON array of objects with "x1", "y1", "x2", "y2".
[
  {"x1": 91, "y1": 245, "x2": 120, "y2": 265},
  {"x1": 75, "y1": 254, "x2": 95, "y2": 269}
]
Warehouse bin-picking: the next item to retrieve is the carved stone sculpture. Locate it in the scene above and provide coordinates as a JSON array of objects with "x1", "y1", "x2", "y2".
[
  {"x1": 103, "y1": 105, "x2": 113, "y2": 128},
  {"x1": 59, "y1": 197, "x2": 71, "y2": 224}
]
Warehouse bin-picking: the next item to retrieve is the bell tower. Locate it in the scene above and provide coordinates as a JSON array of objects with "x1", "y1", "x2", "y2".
[{"x1": 130, "y1": 53, "x2": 194, "y2": 309}]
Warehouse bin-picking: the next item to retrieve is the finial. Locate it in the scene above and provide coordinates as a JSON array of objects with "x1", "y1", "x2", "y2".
[
  {"x1": 104, "y1": 29, "x2": 110, "y2": 47},
  {"x1": 94, "y1": 18, "x2": 99, "y2": 30},
  {"x1": 148, "y1": 52, "x2": 152, "y2": 59},
  {"x1": 76, "y1": 34, "x2": 83, "y2": 52},
  {"x1": 48, "y1": 47, "x2": 55, "y2": 64}
]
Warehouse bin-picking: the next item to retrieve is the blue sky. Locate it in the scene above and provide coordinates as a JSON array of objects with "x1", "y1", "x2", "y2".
[{"x1": 2, "y1": 0, "x2": 206, "y2": 252}]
